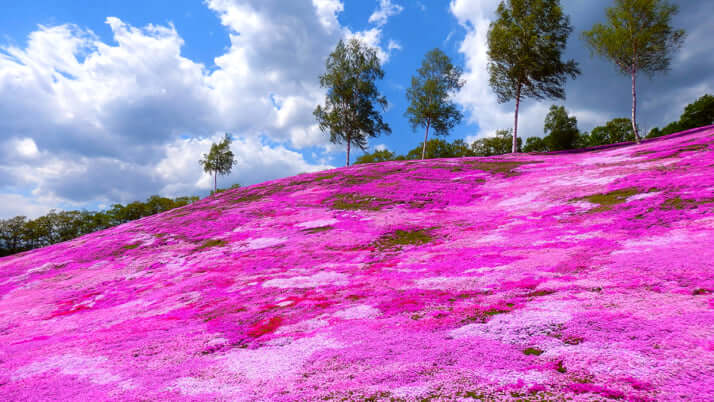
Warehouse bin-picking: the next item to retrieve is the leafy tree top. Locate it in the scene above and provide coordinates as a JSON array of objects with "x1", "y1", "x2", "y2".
[
  {"x1": 543, "y1": 105, "x2": 580, "y2": 151},
  {"x1": 405, "y1": 48, "x2": 464, "y2": 136},
  {"x1": 582, "y1": 0, "x2": 685, "y2": 77},
  {"x1": 487, "y1": 0, "x2": 580, "y2": 103},
  {"x1": 199, "y1": 133, "x2": 237, "y2": 177},
  {"x1": 314, "y1": 38, "x2": 391, "y2": 156}
]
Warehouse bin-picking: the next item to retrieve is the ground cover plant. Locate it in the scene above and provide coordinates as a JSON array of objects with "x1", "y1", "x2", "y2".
[{"x1": 1, "y1": 126, "x2": 713, "y2": 400}]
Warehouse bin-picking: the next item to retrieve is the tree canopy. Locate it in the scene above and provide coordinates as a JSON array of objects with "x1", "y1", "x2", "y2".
[
  {"x1": 199, "y1": 133, "x2": 237, "y2": 193},
  {"x1": 487, "y1": 0, "x2": 579, "y2": 153},
  {"x1": 586, "y1": 117, "x2": 636, "y2": 146},
  {"x1": 582, "y1": 0, "x2": 685, "y2": 141},
  {"x1": 405, "y1": 48, "x2": 464, "y2": 160},
  {"x1": 314, "y1": 39, "x2": 391, "y2": 166},
  {"x1": 649, "y1": 94, "x2": 714, "y2": 138},
  {"x1": 543, "y1": 105, "x2": 580, "y2": 151}
]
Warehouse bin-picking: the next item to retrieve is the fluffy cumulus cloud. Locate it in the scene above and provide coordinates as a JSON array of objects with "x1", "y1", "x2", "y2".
[
  {"x1": 449, "y1": 0, "x2": 714, "y2": 141},
  {"x1": 0, "y1": 0, "x2": 405, "y2": 218}
]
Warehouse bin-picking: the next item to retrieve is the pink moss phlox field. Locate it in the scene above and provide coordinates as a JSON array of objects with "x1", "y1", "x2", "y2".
[{"x1": 2, "y1": 127, "x2": 714, "y2": 401}]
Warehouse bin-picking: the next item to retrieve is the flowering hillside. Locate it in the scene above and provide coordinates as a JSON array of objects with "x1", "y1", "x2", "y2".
[{"x1": 1, "y1": 126, "x2": 714, "y2": 401}]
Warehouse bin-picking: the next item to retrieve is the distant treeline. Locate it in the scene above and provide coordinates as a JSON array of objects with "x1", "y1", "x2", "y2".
[
  {"x1": 0, "y1": 195, "x2": 199, "y2": 257},
  {"x1": 356, "y1": 94, "x2": 714, "y2": 163}
]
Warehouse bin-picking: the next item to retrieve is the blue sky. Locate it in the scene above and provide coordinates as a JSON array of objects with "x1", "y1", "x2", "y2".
[{"x1": 1, "y1": 0, "x2": 712, "y2": 218}]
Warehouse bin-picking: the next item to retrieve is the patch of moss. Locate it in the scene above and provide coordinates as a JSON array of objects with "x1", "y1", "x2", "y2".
[
  {"x1": 328, "y1": 193, "x2": 397, "y2": 211},
  {"x1": 573, "y1": 187, "x2": 644, "y2": 212},
  {"x1": 374, "y1": 228, "x2": 433, "y2": 250},
  {"x1": 660, "y1": 196, "x2": 714, "y2": 211},
  {"x1": 523, "y1": 347, "x2": 544, "y2": 356},
  {"x1": 484, "y1": 308, "x2": 509, "y2": 316},
  {"x1": 527, "y1": 290, "x2": 556, "y2": 297},
  {"x1": 196, "y1": 239, "x2": 227, "y2": 250},
  {"x1": 462, "y1": 160, "x2": 542, "y2": 177},
  {"x1": 122, "y1": 243, "x2": 140, "y2": 250},
  {"x1": 556, "y1": 360, "x2": 567, "y2": 373},
  {"x1": 291, "y1": 173, "x2": 338, "y2": 186},
  {"x1": 301, "y1": 225, "x2": 334, "y2": 234}
]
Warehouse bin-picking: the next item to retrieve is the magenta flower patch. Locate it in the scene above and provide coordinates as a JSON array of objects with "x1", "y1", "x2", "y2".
[{"x1": 1, "y1": 126, "x2": 714, "y2": 400}]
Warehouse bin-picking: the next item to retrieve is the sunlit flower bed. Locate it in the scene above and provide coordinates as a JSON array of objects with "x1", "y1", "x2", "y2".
[{"x1": 2, "y1": 126, "x2": 714, "y2": 401}]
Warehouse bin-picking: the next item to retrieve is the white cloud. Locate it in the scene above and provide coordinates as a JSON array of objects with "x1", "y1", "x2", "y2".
[
  {"x1": 450, "y1": 0, "x2": 569, "y2": 140},
  {"x1": 369, "y1": 0, "x2": 404, "y2": 28},
  {"x1": 0, "y1": 0, "x2": 350, "y2": 218}
]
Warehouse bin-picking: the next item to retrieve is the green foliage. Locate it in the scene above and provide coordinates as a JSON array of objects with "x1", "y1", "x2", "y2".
[
  {"x1": 648, "y1": 94, "x2": 714, "y2": 138},
  {"x1": 523, "y1": 136, "x2": 548, "y2": 153},
  {"x1": 582, "y1": 0, "x2": 685, "y2": 77},
  {"x1": 0, "y1": 195, "x2": 199, "y2": 257},
  {"x1": 585, "y1": 117, "x2": 636, "y2": 146},
  {"x1": 543, "y1": 105, "x2": 580, "y2": 151},
  {"x1": 487, "y1": 0, "x2": 579, "y2": 152},
  {"x1": 471, "y1": 129, "x2": 522, "y2": 156},
  {"x1": 354, "y1": 149, "x2": 397, "y2": 165},
  {"x1": 523, "y1": 347, "x2": 544, "y2": 356},
  {"x1": 374, "y1": 229, "x2": 433, "y2": 250},
  {"x1": 405, "y1": 138, "x2": 459, "y2": 160},
  {"x1": 210, "y1": 183, "x2": 242, "y2": 196},
  {"x1": 405, "y1": 48, "x2": 465, "y2": 159},
  {"x1": 582, "y1": 0, "x2": 685, "y2": 140},
  {"x1": 200, "y1": 133, "x2": 238, "y2": 193},
  {"x1": 314, "y1": 39, "x2": 391, "y2": 166}
]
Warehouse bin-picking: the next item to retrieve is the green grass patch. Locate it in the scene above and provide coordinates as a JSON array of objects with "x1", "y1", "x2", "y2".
[
  {"x1": 527, "y1": 290, "x2": 556, "y2": 297},
  {"x1": 556, "y1": 360, "x2": 567, "y2": 373},
  {"x1": 660, "y1": 196, "x2": 714, "y2": 211},
  {"x1": 373, "y1": 228, "x2": 433, "y2": 250},
  {"x1": 328, "y1": 193, "x2": 398, "y2": 211},
  {"x1": 461, "y1": 160, "x2": 542, "y2": 177},
  {"x1": 196, "y1": 239, "x2": 227, "y2": 250},
  {"x1": 301, "y1": 225, "x2": 333, "y2": 234},
  {"x1": 573, "y1": 187, "x2": 646, "y2": 212},
  {"x1": 122, "y1": 243, "x2": 141, "y2": 250},
  {"x1": 523, "y1": 347, "x2": 544, "y2": 356}
]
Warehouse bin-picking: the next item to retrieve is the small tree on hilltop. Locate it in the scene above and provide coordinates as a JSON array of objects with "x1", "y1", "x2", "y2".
[
  {"x1": 543, "y1": 105, "x2": 580, "y2": 151},
  {"x1": 199, "y1": 133, "x2": 237, "y2": 194},
  {"x1": 487, "y1": 0, "x2": 580, "y2": 153},
  {"x1": 405, "y1": 48, "x2": 465, "y2": 160},
  {"x1": 314, "y1": 39, "x2": 391, "y2": 166},
  {"x1": 582, "y1": 0, "x2": 685, "y2": 143}
]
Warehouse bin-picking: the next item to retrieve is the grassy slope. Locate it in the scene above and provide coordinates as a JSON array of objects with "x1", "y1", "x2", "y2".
[{"x1": 1, "y1": 126, "x2": 714, "y2": 401}]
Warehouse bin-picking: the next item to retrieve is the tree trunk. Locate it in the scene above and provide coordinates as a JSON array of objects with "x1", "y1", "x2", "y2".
[
  {"x1": 346, "y1": 133, "x2": 351, "y2": 167},
  {"x1": 513, "y1": 85, "x2": 521, "y2": 153},
  {"x1": 421, "y1": 119, "x2": 431, "y2": 160},
  {"x1": 214, "y1": 172, "x2": 217, "y2": 194},
  {"x1": 631, "y1": 67, "x2": 640, "y2": 143}
]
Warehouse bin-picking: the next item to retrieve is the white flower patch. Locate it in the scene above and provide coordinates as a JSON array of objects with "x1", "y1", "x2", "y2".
[
  {"x1": 391, "y1": 384, "x2": 433, "y2": 398},
  {"x1": 167, "y1": 377, "x2": 245, "y2": 397},
  {"x1": 275, "y1": 317, "x2": 329, "y2": 335},
  {"x1": 497, "y1": 192, "x2": 541, "y2": 208},
  {"x1": 333, "y1": 304, "x2": 381, "y2": 320},
  {"x1": 296, "y1": 219, "x2": 338, "y2": 229},
  {"x1": 627, "y1": 191, "x2": 662, "y2": 202},
  {"x1": 613, "y1": 230, "x2": 691, "y2": 254},
  {"x1": 245, "y1": 237, "x2": 287, "y2": 250},
  {"x1": 219, "y1": 334, "x2": 342, "y2": 381},
  {"x1": 262, "y1": 271, "x2": 349, "y2": 289},
  {"x1": 414, "y1": 276, "x2": 488, "y2": 291},
  {"x1": 14, "y1": 354, "x2": 135, "y2": 390},
  {"x1": 450, "y1": 301, "x2": 574, "y2": 344}
]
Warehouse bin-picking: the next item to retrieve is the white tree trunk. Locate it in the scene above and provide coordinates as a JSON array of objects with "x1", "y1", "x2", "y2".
[
  {"x1": 513, "y1": 86, "x2": 521, "y2": 153},
  {"x1": 346, "y1": 134, "x2": 351, "y2": 167},
  {"x1": 421, "y1": 119, "x2": 430, "y2": 160},
  {"x1": 631, "y1": 67, "x2": 641, "y2": 143}
]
